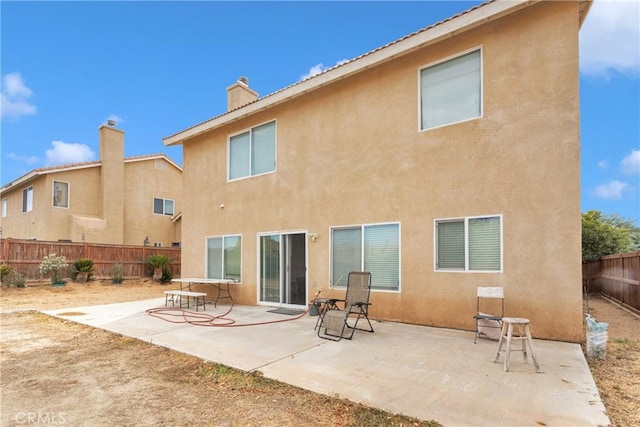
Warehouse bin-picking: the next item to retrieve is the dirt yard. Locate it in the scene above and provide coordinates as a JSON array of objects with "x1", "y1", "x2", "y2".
[
  {"x1": 583, "y1": 294, "x2": 640, "y2": 427},
  {"x1": 1, "y1": 280, "x2": 437, "y2": 427},
  {"x1": 1, "y1": 280, "x2": 638, "y2": 426}
]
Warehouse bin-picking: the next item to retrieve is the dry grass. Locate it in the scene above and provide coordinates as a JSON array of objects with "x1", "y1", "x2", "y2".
[
  {"x1": 2, "y1": 281, "x2": 639, "y2": 426},
  {"x1": 1, "y1": 280, "x2": 439, "y2": 427},
  {"x1": 584, "y1": 294, "x2": 640, "y2": 427}
]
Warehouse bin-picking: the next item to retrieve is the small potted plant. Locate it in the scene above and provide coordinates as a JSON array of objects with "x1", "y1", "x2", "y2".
[
  {"x1": 38, "y1": 253, "x2": 68, "y2": 286},
  {"x1": 143, "y1": 254, "x2": 172, "y2": 283},
  {"x1": 71, "y1": 258, "x2": 94, "y2": 283}
]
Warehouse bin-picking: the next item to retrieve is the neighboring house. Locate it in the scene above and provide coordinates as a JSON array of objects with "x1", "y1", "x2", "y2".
[
  {"x1": 1, "y1": 125, "x2": 183, "y2": 247},
  {"x1": 163, "y1": 0, "x2": 591, "y2": 342}
]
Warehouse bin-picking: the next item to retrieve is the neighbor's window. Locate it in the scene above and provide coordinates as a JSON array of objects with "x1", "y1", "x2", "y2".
[
  {"x1": 420, "y1": 49, "x2": 482, "y2": 130},
  {"x1": 1, "y1": 198, "x2": 7, "y2": 217},
  {"x1": 229, "y1": 120, "x2": 276, "y2": 180},
  {"x1": 52, "y1": 181, "x2": 69, "y2": 208},
  {"x1": 22, "y1": 187, "x2": 33, "y2": 213},
  {"x1": 207, "y1": 235, "x2": 242, "y2": 282},
  {"x1": 154, "y1": 159, "x2": 167, "y2": 171},
  {"x1": 153, "y1": 198, "x2": 174, "y2": 216},
  {"x1": 435, "y1": 215, "x2": 502, "y2": 272},
  {"x1": 331, "y1": 222, "x2": 400, "y2": 291}
]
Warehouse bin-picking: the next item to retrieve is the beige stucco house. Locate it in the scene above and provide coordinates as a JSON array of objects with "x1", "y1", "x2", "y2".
[
  {"x1": 1, "y1": 125, "x2": 183, "y2": 247},
  {"x1": 164, "y1": 0, "x2": 591, "y2": 342}
]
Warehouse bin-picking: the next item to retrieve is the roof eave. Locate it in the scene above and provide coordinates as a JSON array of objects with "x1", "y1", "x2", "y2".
[
  {"x1": 163, "y1": 0, "x2": 535, "y2": 147},
  {"x1": 0, "y1": 163, "x2": 101, "y2": 194}
]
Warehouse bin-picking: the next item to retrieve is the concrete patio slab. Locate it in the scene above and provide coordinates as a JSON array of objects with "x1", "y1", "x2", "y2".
[{"x1": 44, "y1": 300, "x2": 610, "y2": 427}]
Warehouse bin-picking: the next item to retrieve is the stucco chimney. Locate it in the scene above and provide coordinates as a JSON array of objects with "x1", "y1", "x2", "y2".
[
  {"x1": 98, "y1": 124, "x2": 125, "y2": 244},
  {"x1": 227, "y1": 76, "x2": 258, "y2": 111}
]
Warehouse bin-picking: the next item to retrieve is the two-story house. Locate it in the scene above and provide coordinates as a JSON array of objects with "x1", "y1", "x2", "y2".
[
  {"x1": 163, "y1": 0, "x2": 591, "y2": 342},
  {"x1": 1, "y1": 124, "x2": 183, "y2": 247}
]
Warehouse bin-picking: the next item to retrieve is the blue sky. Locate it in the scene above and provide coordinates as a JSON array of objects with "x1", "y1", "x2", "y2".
[{"x1": 1, "y1": 1, "x2": 639, "y2": 224}]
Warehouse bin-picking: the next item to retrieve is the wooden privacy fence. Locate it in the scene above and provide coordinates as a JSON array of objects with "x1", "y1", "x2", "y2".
[
  {"x1": 0, "y1": 238, "x2": 181, "y2": 281},
  {"x1": 583, "y1": 251, "x2": 640, "y2": 314}
]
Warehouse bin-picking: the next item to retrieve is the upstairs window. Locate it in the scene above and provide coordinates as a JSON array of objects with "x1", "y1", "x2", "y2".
[
  {"x1": 435, "y1": 215, "x2": 502, "y2": 272},
  {"x1": 229, "y1": 120, "x2": 276, "y2": 180},
  {"x1": 22, "y1": 187, "x2": 33, "y2": 213},
  {"x1": 420, "y1": 49, "x2": 482, "y2": 130},
  {"x1": 1, "y1": 198, "x2": 6, "y2": 217},
  {"x1": 53, "y1": 181, "x2": 69, "y2": 208},
  {"x1": 153, "y1": 198, "x2": 174, "y2": 216}
]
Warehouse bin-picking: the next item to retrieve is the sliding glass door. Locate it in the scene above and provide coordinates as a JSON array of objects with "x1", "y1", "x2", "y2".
[{"x1": 259, "y1": 233, "x2": 306, "y2": 306}]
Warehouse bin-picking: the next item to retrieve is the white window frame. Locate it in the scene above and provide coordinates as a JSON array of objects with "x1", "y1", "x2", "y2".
[
  {"x1": 52, "y1": 180, "x2": 70, "y2": 209},
  {"x1": 228, "y1": 120, "x2": 277, "y2": 181},
  {"x1": 1, "y1": 198, "x2": 7, "y2": 218},
  {"x1": 154, "y1": 159, "x2": 167, "y2": 170},
  {"x1": 206, "y1": 235, "x2": 242, "y2": 283},
  {"x1": 434, "y1": 214, "x2": 503, "y2": 273},
  {"x1": 22, "y1": 187, "x2": 33, "y2": 213},
  {"x1": 153, "y1": 197, "x2": 174, "y2": 216},
  {"x1": 330, "y1": 222, "x2": 401, "y2": 292},
  {"x1": 419, "y1": 47, "x2": 483, "y2": 131}
]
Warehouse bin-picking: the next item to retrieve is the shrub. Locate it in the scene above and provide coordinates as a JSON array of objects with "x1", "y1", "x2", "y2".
[
  {"x1": 143, "y1": 254, "x2": 173, "y2": 283},
  {"x1": 10, "y1": 272, "x2": 26, "y2": 288},
  {"x1": 0, "y1": 265, "x2": 24, "y2": 288},
  {"x1": 38, "y1": 253, "x2": 68, "y2": 285},
  {"x1": 1, "y1": 264, "x2": 14, "y2": 284},
  {"x1": 143, "y1": 254, "x2": 172, "y2": 269},
  {"x1": 71, "y1": 258, "x2": 94, "y2": 281},
  {"x1": 110, "y1": 263, "x2": 126, "y2": 285}
]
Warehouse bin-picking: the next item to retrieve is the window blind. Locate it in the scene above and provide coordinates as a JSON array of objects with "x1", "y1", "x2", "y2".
[
  {"x1": 331, "y1": 228, "x2": 362, "y2": 287},
  {"x1": 364, "y1": 223, "x2": 399, "y2": 290},
  {"x1": 469, "y1": 217, "x2": 501, "y2": 271},
  {"x1": 437, "y1": 220, "x2": 465, "y2": 269},
  {"x1": 421, "y1": 49, "x2": 481, "y2": 129}
]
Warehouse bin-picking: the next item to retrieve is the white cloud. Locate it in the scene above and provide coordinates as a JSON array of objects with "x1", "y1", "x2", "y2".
[
  {"x1": 580, "y1": 0, "x2": 640, "y2": 77},
  {"x1": 1, "y1": 72, "x2": 37, "y2": 120},
  {"x1": 7, "y1": 152, "x2": 39, "y2": 165},
  {"x1": 45, "y1": 141, "x2": 96, "y2": 166},
  {"x1": 593, "y1": 180, "x2": 629, "y2": 199},
  {"x1": 620, "y1": 148, "x2": 640, "y2": 176},
  {"x1": 300, "y1": 59, "x2": 350, "y2": 81},
  {"x1": 597, "y1": 159, "x2": 609, "y2": 169}
]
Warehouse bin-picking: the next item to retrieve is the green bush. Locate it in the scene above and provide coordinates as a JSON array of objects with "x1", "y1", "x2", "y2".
[
  {"x1": 143, "y1": 254, "x2": 172, "y2": 269},
  {"x1": 143, "y1": 254, "x2": 173, "y2": 283},
  {"x1": 71, "y1": 258, "x2": 94, "y2": 281},
  {"x1": 0, "y1": 265, "x2": 24, "y2": 288},
  {"x1": 38, "y1": 253, "x2": 68, "y2": 285},
  {"x1": 1, "y1": 264, "x2": 14, "y2": 282},
  {"x1": 110, "y1": 263, "x2": 126, "y2": 285},
  {"x1": 10, "y1": 272, "x2": 26, "y2": 288}
]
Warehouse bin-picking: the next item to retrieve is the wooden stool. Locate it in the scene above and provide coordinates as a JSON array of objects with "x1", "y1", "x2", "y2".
[{"x1": 493, "y1": 317, "x2": 540, "y2": 372}]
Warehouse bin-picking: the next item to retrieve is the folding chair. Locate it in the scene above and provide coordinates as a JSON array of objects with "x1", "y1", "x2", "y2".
[
  {"x1": 474, "y1": 286, "x2": 504, "y2": 343},
  {"x1": 317, "y1": 271, "x2": 374, "y2": 341}
]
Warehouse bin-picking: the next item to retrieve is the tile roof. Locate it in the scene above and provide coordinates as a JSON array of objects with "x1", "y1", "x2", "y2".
[
  {"x1": 163, "y1": 0, "x2": 493, "y2": 143},
  {"x1": 163, "y1": 0, "x2": 592, "y2": 146},
  {"x1": 1, "y1": 153, "x2": 181, "y2": 193}
]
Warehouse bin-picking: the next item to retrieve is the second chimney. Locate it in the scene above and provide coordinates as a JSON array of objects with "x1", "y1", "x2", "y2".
[{"x1": 227, "y1": 76, "x2": 259, "y2": 111}]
